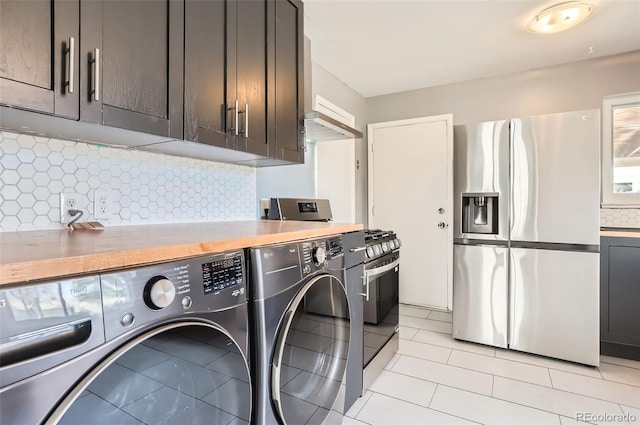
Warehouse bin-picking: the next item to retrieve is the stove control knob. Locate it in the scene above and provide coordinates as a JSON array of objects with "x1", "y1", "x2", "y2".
[
  {"x1": 144, "y1": 276, "x2": 176, "y2": 310},
  {"x1": 366, "y1": 247, "x2": 375, "y2": 258},
  {"x1": 312, "y1": 246, "x2": 326, "y2": 265}
]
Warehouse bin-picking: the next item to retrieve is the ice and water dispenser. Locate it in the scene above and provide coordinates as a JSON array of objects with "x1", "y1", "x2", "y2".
[{"x1": 461, "y1": 193, "x2": 499, "y2": 234}]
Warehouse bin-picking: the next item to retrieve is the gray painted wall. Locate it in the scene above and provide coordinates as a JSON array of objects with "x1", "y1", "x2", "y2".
[
  {"x1": 257, "y1": 37, "x2": 369, "y2": 224},
  {"x1": 366, "y1": 50, "x2": 640, "y2": 125},
  {"x1": 365, "y1": 50, "x2": 640, "y2": 229},
  {"x1": 311, "y1": 62, "x2": 368, "y2": 225}
]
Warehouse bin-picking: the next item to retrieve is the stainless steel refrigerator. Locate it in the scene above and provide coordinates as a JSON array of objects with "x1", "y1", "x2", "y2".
[{"x1": 452, "y1": 110, "x2": 600, "y2": 366}]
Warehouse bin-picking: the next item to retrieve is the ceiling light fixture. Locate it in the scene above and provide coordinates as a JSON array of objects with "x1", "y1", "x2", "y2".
[{"x1": 527, "y1": 1, "x2": 594, "y2": 34}]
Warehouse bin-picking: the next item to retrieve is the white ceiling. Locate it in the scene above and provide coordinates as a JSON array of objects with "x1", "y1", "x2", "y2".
[{"x1": 303, "y1": 0, "x2": 640, "y2": 98}]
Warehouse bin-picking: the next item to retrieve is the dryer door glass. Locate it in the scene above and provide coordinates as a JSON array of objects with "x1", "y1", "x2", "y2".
[
  {"x1": 272, "y1": 275, "x2": 350, "y2": 425},
  {"x1": 53, "y1": 323, "x2": 251, "y2": 425}
]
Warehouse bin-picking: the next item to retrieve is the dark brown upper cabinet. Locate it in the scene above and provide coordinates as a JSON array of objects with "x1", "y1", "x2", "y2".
[
  {"x1": 0, "y1": 0, "x2": 304, "y2": 166},
  {"x1": 184, "y1": 0, "x2": 228, "y2": 149},
  {"x1": 0, "y1": 0, "x2": 79, "y2": 119},
  {"x1": 270, "y1": 0, "x2": 304, "y2": 163},
  {"x1": 80, "y1": 0, "x2": 184, "y2": 139},
  {"x1": 184, "y1": 0, "x2": 269, "y2": 156}
]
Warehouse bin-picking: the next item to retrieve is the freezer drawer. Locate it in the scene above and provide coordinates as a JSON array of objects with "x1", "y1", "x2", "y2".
[
  {"x1": 453, "y1": 244, "x2": 508, "y2": 348},
  {"x1": 509, "y1": 247, "x2": 599, "y2": 366}
]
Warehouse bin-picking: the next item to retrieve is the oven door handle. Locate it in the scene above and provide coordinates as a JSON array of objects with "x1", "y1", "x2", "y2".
[{"x1": 365, "y1": 258, "x2": 400, "y2": 279}]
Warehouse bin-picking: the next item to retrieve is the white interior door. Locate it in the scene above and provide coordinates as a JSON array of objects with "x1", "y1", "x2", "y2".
[{"x1": 368, "y1": 115, "x2": 453, "y2": 310}]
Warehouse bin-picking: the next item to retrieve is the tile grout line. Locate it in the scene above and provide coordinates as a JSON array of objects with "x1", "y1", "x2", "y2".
[
  {"x1": 444, "y1": 357, "x2": 554, "y2": 388},
  {"x1": 390, "y1": 357, "x2": 494, "y2": 398},
  {"x1": 491, "y1": 374, "x2": 495, "y2": 397},
  {"x1": 427, "y1": 383, "x2": 439, "y2": 408},
  {"x1": 550, "y1": 367, "x2": 640, "y2": 390},
  {"x1": 494, "y1": 375, "x2": 640, "y2": 410},
  {"x1": 445, "y1": 347, "x2": 454, "y2": 364},
  {"x1": 346, "y1": 391, "x2": 373, "y2": 420},
  {"x1": 367, "y1": 388, "x2": 483, "y2": 424},
  {"x1": 436, "y1": 382, "x2": 563, "y2": 423}
]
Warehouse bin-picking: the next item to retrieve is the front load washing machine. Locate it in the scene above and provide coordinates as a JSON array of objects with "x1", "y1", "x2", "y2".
[
  {"x1": 0, "y1": 250, "x2": 252, "y2": 425},
  {"x1": 249, "y1": 234, "x2": 363, "y2": 425}
]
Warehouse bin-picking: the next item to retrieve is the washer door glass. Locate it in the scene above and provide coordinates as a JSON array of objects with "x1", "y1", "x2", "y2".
[
  {"x1": 55, "y1": 323, "x2": 251, "y2": 425},
  {"x1": 272, "y1": 275, "x2": 350, "y2": 425}
]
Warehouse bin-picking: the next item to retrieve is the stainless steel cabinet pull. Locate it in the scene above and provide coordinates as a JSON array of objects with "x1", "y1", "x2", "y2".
[
  {"x1": 349, "y1": 246, "x2": 366, "y2": 253},
  {"x1": 65, "y1": 37, "x2": 75, "y2": 94},
  {"x1": 438, "y1": 208, "x2": 445, "y2": 214},
  {"x1": 91, "y1": 48, "x2": 100, "y2": 101},
  {"x1": 244, "y1": 103, "x2": 249, "y2": 138},
  {"x1": 234, "y1": 100, "x2": 239, "y2": 136}
]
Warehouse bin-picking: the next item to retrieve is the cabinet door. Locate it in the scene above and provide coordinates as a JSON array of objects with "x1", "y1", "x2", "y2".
[
  {"x1": 271, "y1": 0, "x2": 304, "y2": 163},
  {"x1": 184, "y1": 0, "x2": 228, "y2": 148},
  {"x1": 0, "y1": 0, "x2": 79, "y2": 118},
  {"x1": 233, "y1": 0, "x2": 269, "y2": 156},
  {"x1": 81, "y1": 0, "x2": 183, "y2": 138}
]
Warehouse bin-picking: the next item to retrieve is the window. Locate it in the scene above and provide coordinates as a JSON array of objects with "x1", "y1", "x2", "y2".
[{"x1": 601, "y1": 91, "x2": 640, "y2": 207}]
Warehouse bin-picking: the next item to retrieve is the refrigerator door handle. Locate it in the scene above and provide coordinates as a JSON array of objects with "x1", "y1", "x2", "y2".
[
  {"x1": 507, "y1": 248, "x2": 515, "y2": 348},
  {"x1": 510, "y1": 241, "x2": 599, "y2": 253}
]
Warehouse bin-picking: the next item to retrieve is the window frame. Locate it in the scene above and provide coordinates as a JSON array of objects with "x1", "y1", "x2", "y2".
[{"x1": 601, "y1": 91, "x2": 640, "y2": 208}]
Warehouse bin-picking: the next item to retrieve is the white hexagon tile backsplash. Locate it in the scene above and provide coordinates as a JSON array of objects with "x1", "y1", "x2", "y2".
[
  {"x1": 0, "y1": 131, "x2": 256, "y2": 232},
  {"x1": 600, "y1": 208, "x2": 640, "y2": 229}
]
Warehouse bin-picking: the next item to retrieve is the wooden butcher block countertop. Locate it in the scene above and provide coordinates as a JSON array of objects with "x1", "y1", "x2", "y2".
[
  {"x1": 0, "y1": 220, "x2": 363, "y2": 286},
  {"x1": 600, "y1": 228, "x2": 640, "y2": 238}
]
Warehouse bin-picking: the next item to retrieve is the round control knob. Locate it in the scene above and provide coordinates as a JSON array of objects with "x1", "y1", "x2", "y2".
[
  {"x1": 181, "y1": 296, "x2": 193, "y2": 310},
  {"x1": 312, "y1": 246, "x2": 327, "y2": 265},
  {"x1": 143, "y1": 276, "x2": 176, "y2": 310},
  {"x1": 120, "y1": 313, "x2": 135, "y2": 327}
]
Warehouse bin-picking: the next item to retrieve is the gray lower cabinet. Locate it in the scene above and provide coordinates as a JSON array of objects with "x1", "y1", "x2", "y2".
[{"x1": 600, "y1": 235, "x2": 640, "y2": 360}]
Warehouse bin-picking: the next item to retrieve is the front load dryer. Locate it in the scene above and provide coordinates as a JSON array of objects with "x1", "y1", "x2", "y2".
[{"x1": 249, "y1": 235, "x2": 362, "y2": 425}]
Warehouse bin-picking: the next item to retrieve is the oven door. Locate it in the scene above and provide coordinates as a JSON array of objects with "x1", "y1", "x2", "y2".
[{"x1": 363, "y1": 256, "x2": 399, "y2": 367}]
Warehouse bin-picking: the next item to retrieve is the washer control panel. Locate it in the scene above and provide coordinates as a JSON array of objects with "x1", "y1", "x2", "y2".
[
  {"x1": 102, "y1": 251, "x2": 246, "y2": 342},
  {"x1": 300, "y1": 236, "x2": 344, "y2": 276}
]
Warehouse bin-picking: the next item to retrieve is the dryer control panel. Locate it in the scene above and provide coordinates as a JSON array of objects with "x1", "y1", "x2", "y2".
[{"x1": 102, "y1": 251, "x2": 246, "y2": 341}]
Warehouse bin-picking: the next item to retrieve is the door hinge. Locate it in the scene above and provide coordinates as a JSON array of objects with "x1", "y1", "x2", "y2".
[
  {"x1": 372, "y1": 206, "x2": 375, "y2": 216},
  {"x1": 371, "y1": 144, "x2": 374, "y2": 153}
]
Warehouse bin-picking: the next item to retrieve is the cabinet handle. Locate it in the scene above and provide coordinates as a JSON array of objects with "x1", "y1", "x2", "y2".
[
  {"x1": 65, "y1": 37, "x2": 75, "y2": 94},
  {"x1": 234, "y1": 100, "x2": 239, "y2": 136},
  {"x1": 91, "y1": 48, "x2": 100, "y2": 101},
  {"x1": 228, "y1": 100, "x2": 239, "y2": 136},
  {"x1": 244, "y1": 103, "x2": 249, "y2": 138}
]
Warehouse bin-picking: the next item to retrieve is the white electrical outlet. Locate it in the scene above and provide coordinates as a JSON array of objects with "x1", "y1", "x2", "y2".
[
  {"x1": 59, "y1": 193, "x2": 81, "y2": 224},
  {"x1": 94, "y1": 189, "x2": 111, "y2": 220}
]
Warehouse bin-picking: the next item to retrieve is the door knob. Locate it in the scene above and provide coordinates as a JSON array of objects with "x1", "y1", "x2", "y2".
[{"x1": 437, "y1": 222, "x2": 448, "y2": 229}]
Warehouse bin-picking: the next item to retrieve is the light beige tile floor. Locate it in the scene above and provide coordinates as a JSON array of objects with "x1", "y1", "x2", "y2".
[{"x1": 343, "y1": 304, "x2": 640, "y2": 425}]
